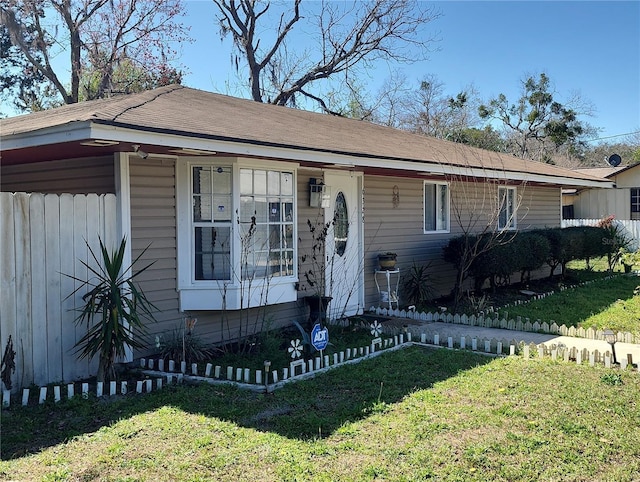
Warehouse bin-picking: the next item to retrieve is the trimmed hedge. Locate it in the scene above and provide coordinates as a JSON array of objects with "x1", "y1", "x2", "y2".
[{"x1": 443, "y1": 226, "x2": 616, "y2": 291}]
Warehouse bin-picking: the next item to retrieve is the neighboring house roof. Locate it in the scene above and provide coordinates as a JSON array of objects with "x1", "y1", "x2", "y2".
[
  {"x1": 1, "y1": 84, "x2": 611, "y2": 188},
  {"x1": 574, "y1": 166, "x2": 628, "y2": 178},
  {"x1": 574, "y1": 164, "x2": 639, "y2": 179}
]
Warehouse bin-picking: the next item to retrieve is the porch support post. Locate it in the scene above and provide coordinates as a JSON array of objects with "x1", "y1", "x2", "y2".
[{"x1": 115, "y1": 152, "x2": 133, "y2": 362}]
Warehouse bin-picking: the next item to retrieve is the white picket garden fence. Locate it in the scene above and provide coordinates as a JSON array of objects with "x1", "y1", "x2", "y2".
[
  {"x1": 371, "y1": 304, "x2": 640, "y2": 345},
  {"x1": 1, "y1": 192, "x2": 117, "y2": 391},
  {"x1": 6, "y1": 326, "x2": 637, "y2": 408}
]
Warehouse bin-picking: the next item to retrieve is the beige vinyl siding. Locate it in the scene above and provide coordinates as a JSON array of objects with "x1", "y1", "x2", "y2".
[
  {"x1": 610, "y1": 167, "x2": 640, "y2": 189},
  {"x1": 363, "y1": 176, "x2": 563, "y2": 304},
  {"x1": 296, "y1": 169, "x2": 326, "y2": 297},
  {"x1": 518, "y1": 186, "x2": 561, "y2": 229},
  {"x1": 1, "y1": 157, "x2": 115, "y2": 194},
  {"x1": 129, "y1": 158, "x2": 182, "y2": 352},
  {"x1": 364, "y1": 176, "x2": 454, "y2": 302},
  {"x1": 573, "y1": 188, "x2": 630, "y2": 219}
]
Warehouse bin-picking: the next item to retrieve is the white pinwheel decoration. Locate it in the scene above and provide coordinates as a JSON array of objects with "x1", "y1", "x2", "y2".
[
  {"x1": 288, "y1": 339, "x2": 303, "y2": 359},
  {"x1": 370, "y1": 320, "x2": 382, "y2": 337}
]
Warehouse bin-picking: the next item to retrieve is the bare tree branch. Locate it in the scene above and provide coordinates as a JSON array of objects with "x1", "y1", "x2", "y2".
[
  {"x1": 1, "y1": 0, "x2": 190, "y2": 109},
  {"x1": 213, "y1": 0, "x2": 440, "y2": 111}
]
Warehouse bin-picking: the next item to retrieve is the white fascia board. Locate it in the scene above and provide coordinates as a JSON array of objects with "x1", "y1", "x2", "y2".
[
  {"x1": 90, "y1": 125, "x2": 614, "y2": 189},
  {"x1": 1, "y1": 122, "x2": 94, "y2": 149}
]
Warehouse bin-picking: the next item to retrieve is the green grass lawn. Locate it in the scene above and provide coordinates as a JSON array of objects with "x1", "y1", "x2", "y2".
[
  {"x1": 496, "y1": 274, "x2": 640, "y2": 334},
  {"x1": 2, "y1": 347, "x2": 639, "y2": 481},
  {"x1": 2, "y1": 267, "x2": 639, "y2": 480}
]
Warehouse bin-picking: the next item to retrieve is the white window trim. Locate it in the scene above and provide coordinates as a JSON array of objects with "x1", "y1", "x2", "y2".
[
  {"x1": 498, "y1": 186, "x2": 517, "y2": 231},
  {"x1": 176, "y1": 157, "x2": 299, "y2": 311},
  {"x1": 631, "y1": 188, "x2": 640, "y2": 214},
  {"x1": 423, "y1": 181, "x2": 450, "y2": 234}
]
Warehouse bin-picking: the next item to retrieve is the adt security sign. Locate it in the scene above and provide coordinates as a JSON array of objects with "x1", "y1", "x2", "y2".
[{"x1": 311, "y1": 323, "x2": 329, "y2": 351}]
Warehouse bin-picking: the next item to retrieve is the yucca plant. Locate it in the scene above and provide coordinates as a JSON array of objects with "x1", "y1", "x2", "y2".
[
  {"x1": 66, "y1": 237, "x2": 156, "y2": 382},
  {"x1": 401, "y1": 262, "x2": 435, "y2": 309},
  {"x1": 159, "y1": 322, "x2": 213, "y2": 366}
]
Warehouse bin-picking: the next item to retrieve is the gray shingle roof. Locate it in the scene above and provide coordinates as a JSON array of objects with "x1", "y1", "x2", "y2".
[{"x1": 1, "y1": 84, "x2": 607, "y2": 183}]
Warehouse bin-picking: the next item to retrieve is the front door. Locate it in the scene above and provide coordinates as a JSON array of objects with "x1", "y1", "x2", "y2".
[{"x1": 323, "y1": 170, "x2": 364, "y2": 320}]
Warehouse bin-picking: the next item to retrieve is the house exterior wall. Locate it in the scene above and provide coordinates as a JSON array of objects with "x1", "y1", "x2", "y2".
[
  {"x1": 1, "y1": 157, "x2": 115, "y2": 194},
  {"x1": 610, "y1": 167, "x2": 640, "y2": 189},
  {"x1": 362, "y1": 176, "x2": 561, "y2": 301},
  {"x1": 128, "y1": 157, "x2": 182, "y2": 351},
  {"x1": 130, "y1": 166, "x2": 562, "y2": 333},
  {"x1": 571, "y1": 166, "x2": 640, "y2": 220},
  {"x1": 573, "y1": 188, "x2": 630, "y2": 220},
  {"x1": 1, "y1": 153, "x2": 566, "y2": 356}
]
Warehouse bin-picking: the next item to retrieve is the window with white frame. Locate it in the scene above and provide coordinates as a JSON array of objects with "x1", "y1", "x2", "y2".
[
  {"x1": 424, "y1": 181, "x2": 449, "y2": 233},
  {"x1": 498, "y1": 186, "x2": 517, "y2": 230},
  {"x1": 178, "y1": 160, "x2": 297, "y2": 311},
  {"x1": 631, "y1": 188, "x2": 640, "y2": 220}
]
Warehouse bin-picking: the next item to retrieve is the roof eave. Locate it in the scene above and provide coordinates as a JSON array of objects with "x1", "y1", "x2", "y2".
[{"x1": 1, "y1": 121, "x2": 614, "y2": 189}]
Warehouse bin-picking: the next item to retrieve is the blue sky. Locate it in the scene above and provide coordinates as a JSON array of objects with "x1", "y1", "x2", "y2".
[{"x1": 180, "y1": 0, "x2": 640, "y2": 143}]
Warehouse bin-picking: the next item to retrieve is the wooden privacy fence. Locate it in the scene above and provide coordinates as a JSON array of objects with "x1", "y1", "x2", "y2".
[{"x1": 1, "y1": 192, "x2": 117, "y2": 392}]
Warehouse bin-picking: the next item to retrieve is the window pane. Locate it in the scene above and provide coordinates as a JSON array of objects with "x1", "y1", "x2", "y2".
[
  {"x1": 193, "y1": 195, "x2": 211, "y2": 222},
  {"x1": 269, "y1": 251, "x2": 282, "y2": 277},
  {"x1": 269, "y1": 201, "x2": 281, "y2": 222},
  {"x1": 240, "y1": 168, "x2": 253, "y2": 195},
  {"x1": 251, "y1": 225, "x2": 268, "y2": 252},
  {"x1": 424, "y1": 183, "x2": 435, "y2": 231},
  {"x1": 334, "y1": 191, "x2": 348, "y2": 256},
  {"x1": 498, "y1": 188, "x2": 515, "y2": 229},
  {"x1": 213, "y1": 166, "x2": 231, "y2": 194},
  {"x1": 239, "y1": 197, "x2": 254, "y2": 223},
  {"x1": 268, "y1": 170, "x2": 280, "y2": 195},
  {"x1": 193, "y1": 167, "x2": 211, "y2": 221},
  {"x1": 254, "y1": 170, "x2": 267, "y2": 195},
  {"x1": 283, "y1": 250, "x2": 294, "y2": 276},
  {"x1": 194, "y1": 227, "x2": 230, "y2": 280},
  {"x1": 283, "y1": 202, "x2": 293, "y2": 222},
  {"x1": 632, "y1": 189, "x2": 640, "y2": 213},
  {"x1": 283, "y1": 223, "x2": 293, "y2": 249},
  {"x1": 437, "y1": 184, "x2": 448, "y2": 231},
  {"x1": 254, "y1": 197, "x2": 268, "y2": 223},
  {"x1": 213, "y1": 194, "x2": 231, "y2": 221},
  {"x1": 281, "y1": 172, "x2": 293, "y2": 195},
  {"x1": 269, "y1": 225, "x2": 281, "y2": 248},
  {"x1": 193, "y1": 167, "x2": 211, "y2": 194},
  {"x1": 499, "y1": 210, "x2": 507, "y2": 228}
]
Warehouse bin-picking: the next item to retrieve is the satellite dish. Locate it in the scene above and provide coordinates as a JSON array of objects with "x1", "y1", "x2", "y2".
[{"x1": 608, "y1": 154, "x2": 622, "y2": 167}]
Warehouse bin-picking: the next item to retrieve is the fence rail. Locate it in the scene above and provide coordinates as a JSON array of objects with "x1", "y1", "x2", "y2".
[{"x1": 1, "y1": 192, "x2": 117, "y2": 392}]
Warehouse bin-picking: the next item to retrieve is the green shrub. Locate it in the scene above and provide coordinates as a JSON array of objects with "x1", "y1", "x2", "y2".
[
  {"x1": 442, "y1": 225, "x2": 624, "y2": 296},
  {"x1": 517, "y1": 232, "x2": 550, "y2": 282},
  {"x1": 470, "y1": 235, "x2": 518, "y2": 289}
]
